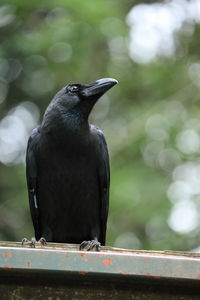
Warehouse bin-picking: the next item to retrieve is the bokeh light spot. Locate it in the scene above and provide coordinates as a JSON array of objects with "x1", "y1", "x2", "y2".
[
  {"x1": 176, "y1": 129, "x2": 200, "y2": 154},
  {"x1": 168, "y1": 201, "x2": 199, "y2": 234}
]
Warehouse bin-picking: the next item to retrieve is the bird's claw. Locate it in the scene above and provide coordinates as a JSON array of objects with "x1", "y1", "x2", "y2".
[
  {"x1": 38, "y1": 237, "x2": 47, "y2": 245},
  {"x1": 21, "y1": 237, "x2": 36, "y2": 248},
  {"x1": 21, "y1": 237, "x2": 47, "y2": 247},
  {"x1": 80, "y1": 240, "x2": 101, "y2": 251},
  {"x1": 21, "y1": 238, "x2": 29, "y2": 245}
]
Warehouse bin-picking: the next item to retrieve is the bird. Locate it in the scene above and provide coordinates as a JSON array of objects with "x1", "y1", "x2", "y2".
[{"x1": 23, "y1": 78, "x2": 118, "y2": 251}]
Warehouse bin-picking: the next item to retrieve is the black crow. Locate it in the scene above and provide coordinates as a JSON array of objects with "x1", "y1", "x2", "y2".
[{"x1": 24, "y1": 78, "x2": 118, "y2": 250}]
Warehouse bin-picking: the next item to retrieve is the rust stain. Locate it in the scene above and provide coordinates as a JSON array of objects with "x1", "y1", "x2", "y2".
[
  {"x1": 3, "y1": 265, "x2": 12, "y2": 269},
  {"x1": 139, "y1": 272, "x2": 160, "y2": 279},
  {"x1": 84, "y1": 258, "x2": 88, "y2": 262},
  {"x1": 66, "y1": 269, "x2": 72, "y2": 272},
  {"x1": 102, "y1": 259, "x2": 113, "y2": 265},
  {"x1": 153, "y1": 275, "x2": 161, "y2": 279},
  {"x1": 2, "y1": 252, "x2": 12, "y2": 258},
  {"x1": 6, "y1": 251, "x2": 12, "y2": 257},
  {"x1": 139, "y1": 272, "x2": 159, "y2": 279},
  {"x1": 79, "y1": 270, "x2": 87, "y2": 275},
  {"x1": 99, "y1": 254, "x2": 107, "y2": 257},
  {"x1": 143, "y1": 258, "x2": 150, "y2": 264},
  {"x1": 196, "y1": 275, "x2": 200, "y2": 280},
  {"x1": 77, "y1": 254, "x2": 89, "y2": 261}
]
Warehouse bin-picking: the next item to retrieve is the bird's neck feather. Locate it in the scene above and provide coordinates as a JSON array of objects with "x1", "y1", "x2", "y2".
[{"x1": 42, "y1": 105, "x2": 90, "y2": 138}]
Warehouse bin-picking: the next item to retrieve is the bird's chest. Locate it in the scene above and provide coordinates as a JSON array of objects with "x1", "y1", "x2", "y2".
[
  {"x1": 38, "y1": 136, "x2": 97, "y2": 185},
  {"x1": 38, "y1": 150, "x2": 98, "y2": 208}
]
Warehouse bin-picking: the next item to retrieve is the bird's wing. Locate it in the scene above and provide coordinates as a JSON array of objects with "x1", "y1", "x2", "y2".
[
  {"x1": 90, "y1": 125, "x2": 110, "y2": 245},
  {"x1": 26, "y1": 128, "x2": 41, "y2": 240}
]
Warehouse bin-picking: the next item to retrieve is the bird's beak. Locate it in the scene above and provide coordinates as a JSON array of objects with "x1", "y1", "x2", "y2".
[{"x1": 82, "y1": 78, "x2": 118, "y2": 98}]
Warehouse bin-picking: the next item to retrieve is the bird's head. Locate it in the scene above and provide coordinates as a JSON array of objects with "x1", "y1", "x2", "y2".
[{"x1": 53, "y1": 78, "x2": 118, "y2": 119}]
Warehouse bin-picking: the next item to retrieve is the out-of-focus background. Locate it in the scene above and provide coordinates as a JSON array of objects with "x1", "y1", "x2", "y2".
[{"x1": 1, "y1": 0, "x2": 200, "y2": 251}]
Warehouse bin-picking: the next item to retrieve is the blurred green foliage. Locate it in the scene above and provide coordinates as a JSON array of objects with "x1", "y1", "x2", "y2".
[{"x1": 1, "y1": 0, "x2": 200, "y2": 251}]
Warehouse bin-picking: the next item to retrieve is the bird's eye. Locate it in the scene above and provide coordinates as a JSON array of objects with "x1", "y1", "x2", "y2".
[{"x1": 69, "y1": 86, "x2": 79, "y2": 93}]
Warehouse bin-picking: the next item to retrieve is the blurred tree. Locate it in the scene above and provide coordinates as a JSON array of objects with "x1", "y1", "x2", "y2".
[{"x1": 1, "y1": 0, "x2": 200, "y2": 251}]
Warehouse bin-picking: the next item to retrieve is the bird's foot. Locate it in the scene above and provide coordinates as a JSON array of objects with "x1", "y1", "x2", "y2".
[
  {"x1": 21, "y1": 237, "x2": 37, "y2": 248},
  {"x1": 38, "y1": 237, "x2": 47, "y2": 246},
  {"x1": 21, "y1": 237, "x2": 47, "y2": 247},
  {"x1": 80, "y1": 240, "x2": 101, "y2": 251}
]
